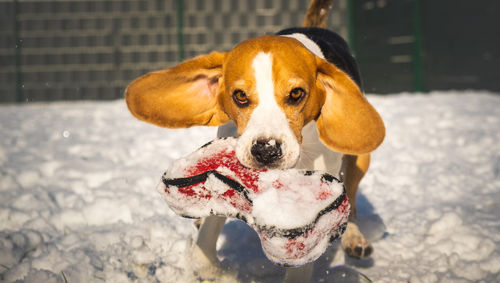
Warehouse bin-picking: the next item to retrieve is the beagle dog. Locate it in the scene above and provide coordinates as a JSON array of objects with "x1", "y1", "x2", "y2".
[{"x1": 125, "y1": 4, "x2": 385, "y2": 280}]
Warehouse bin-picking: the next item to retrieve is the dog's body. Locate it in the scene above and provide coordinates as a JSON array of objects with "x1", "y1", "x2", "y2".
[{"x1": 126, "y1": 1, "x2": 384, "y2": 281}]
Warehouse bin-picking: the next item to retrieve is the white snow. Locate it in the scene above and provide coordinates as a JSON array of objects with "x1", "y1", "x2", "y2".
[{"x1": 1, "y1": 91, "x2": 499, "y2": 282}]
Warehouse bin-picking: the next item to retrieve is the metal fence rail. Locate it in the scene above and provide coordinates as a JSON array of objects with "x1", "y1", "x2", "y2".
[{"x1": 0, "y1": 0, "x2": 347, "y2": 103}]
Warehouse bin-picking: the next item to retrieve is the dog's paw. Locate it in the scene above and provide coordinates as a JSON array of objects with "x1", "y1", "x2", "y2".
[
  {"x1": 191, "y1": 245, "x2": 238, "y2": 282},
  {"x1": 191, "y1": 244, "x2": 223, "y2": 280},
  {"x1": 341, "y1": 222, "x2": 373, "y2": 259}
]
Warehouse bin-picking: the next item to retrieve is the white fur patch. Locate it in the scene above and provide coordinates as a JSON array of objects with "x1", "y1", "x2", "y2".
[
  {"x1": 235, "y1": 52, "x2": 300, "y2": 169},
  {"x1": 282, "y1": 33, "x2": 325, "y2": 59},
  {"x1": 295, "y1": 122, "x2": 343, "y2": 178}
]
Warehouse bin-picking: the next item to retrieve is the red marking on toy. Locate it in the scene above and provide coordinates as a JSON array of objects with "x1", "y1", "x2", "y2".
[
  {"x1": 187, "y1": 149, "x2": 264, "y2": 193},
  {"x1": 337, "y1": 198, "x2": 350, "y2": 214},
  {"x1": 158, "y1": 138, "x2": 350, "y2": 266},
  {"x1": 272, "y1": 180, "x2": 284, "y2": 189},
  {"x1": 285, "y1": 239, "x2": 306, "y2": 256},
  {"x1": 317, "y1": 190, "x2": 332, "y2": 200}
]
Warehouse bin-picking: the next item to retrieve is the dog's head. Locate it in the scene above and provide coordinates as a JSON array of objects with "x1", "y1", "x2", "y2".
[{"x1": 126, "y1": 35, "x2": 384, "y2": 169}]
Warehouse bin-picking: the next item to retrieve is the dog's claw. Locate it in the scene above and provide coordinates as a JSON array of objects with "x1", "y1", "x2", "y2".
[
  {"x1": 354, "y1": 246, "x2": 363, "y2": 257},
  {"x1": 344, "y1": 242, "x2": 373, "y2": 258},
  {"x1": 363, "y1": 245, "x2": 373, "y2": 257},
  {"x1": 354, "y1": 244, "x2": 372, "y2": 258}
]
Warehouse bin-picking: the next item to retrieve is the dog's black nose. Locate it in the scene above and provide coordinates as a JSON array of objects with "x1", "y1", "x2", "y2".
[{"x1": 251, "y1": 139, "x2": 283, "y2": 165}]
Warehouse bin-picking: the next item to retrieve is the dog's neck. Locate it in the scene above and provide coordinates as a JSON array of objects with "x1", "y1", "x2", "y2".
[
  {"x1": 281, "y1": 33, "x2": 325, "y2": 59},
  {"x1": 295, "y1": 122, "x2": 344, "y2": 178}
]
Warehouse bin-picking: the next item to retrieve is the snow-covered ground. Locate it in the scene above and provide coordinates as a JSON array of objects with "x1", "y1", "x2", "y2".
[{"x1": 0, "y1": 91, "x2": 499, "y2": 282}]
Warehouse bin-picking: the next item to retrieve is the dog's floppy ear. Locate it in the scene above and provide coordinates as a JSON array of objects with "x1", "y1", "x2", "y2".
[
  {"x1": 125, "y1": 51, "x2": 229, "y2": 128},
  {"x1": 315, "y1": 58, "x2": 385, "y2": 154}
]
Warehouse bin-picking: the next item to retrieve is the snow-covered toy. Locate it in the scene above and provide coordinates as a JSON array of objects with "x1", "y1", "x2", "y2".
[{"x1": 157, "y1": 137, "x2": 350, "y2": 266}]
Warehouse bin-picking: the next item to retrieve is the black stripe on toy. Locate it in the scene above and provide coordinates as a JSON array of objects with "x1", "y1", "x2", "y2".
[
  {"x1": 163, "y1": 171, "x2": 211, "y2": 188},
  {"x1": 320, "y1": 173, "x2": 341, "y2": 183},
  {"x1": 163, "y1": 170, "x2": 347, "y2": 240},
  {"x1": 211, "y1": 171, "x2": 252, "y2": 204},
  {"x1": 257, "y1": 187, "x2": 347, "y2": 239},
  {"x1": 200, "y1": 137, "x2": 228, "y2": 149},
  {"x1": 162, "y1": 170, "x2": 252, "y2": 204}
]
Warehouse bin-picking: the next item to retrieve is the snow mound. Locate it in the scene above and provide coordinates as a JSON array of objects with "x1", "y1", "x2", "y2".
[{"x1": 0, "y1": 91, "x2": 499, "y2": 282}]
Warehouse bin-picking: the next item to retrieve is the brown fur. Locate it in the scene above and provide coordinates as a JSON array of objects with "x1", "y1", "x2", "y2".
[
  {"x1": 342, "y1": 154, "x2": 371, "y2": 219},
  {"x1": 221, "y1": 36, "x2": 322, "y2": 141},
  {"x1": 341, "y1": 153, "x2": 374, "y2": 258},
  {"x1": 125, "y1": 51, "x2": 228, "y2": 128},
  {"x1": 125, "y1": 36, "x2": 384, "y2": 155},
  {"x1": 315, "y1": 58, "x2": 385, "y2": 154},
  {"x1": 125, "y1": 0, "x2": 384, "y2": 277},
  {"x1": 302, "y1": 0, "x2": 335, "y2": 28}
]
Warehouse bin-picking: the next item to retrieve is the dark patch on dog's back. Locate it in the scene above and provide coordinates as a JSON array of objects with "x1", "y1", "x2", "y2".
[{"x1": 277, "y1": 27, "x2": 363, "y2": 90}]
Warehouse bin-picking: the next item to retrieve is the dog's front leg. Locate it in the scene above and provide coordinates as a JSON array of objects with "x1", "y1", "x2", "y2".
[
  {"x1": 340, "y1": 154, "x2": 373, "y2": 258},
  {"x1": 191, "y1": 122, "x2": 237, "y2": 278},
  {"x1": 192, "y1": 215, "x2": 227, "y2": 278},
  {"x1": 283, "y1": 262, "x2": 314, "y2": 283}
]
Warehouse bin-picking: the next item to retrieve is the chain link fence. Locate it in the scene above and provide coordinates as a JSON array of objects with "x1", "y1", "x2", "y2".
[{"x1": 0, "y1": 0, "x2": 347, "y2": 103}]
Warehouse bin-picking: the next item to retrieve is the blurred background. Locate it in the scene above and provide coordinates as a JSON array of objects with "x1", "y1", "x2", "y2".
[{"x1": 1, "y1": 0, "x2": 499, "y2": 103}]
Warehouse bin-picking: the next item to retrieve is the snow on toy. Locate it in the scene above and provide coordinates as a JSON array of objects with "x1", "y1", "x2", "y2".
[{"x1": 157, "y1": 137, "x2": 350, "y2": 266}]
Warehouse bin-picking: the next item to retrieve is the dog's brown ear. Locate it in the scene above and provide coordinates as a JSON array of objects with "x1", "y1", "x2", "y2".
[
  {"x1": 125, "y1": 51, "x2": 229, "y2": 128},
  {"x1": 315, "y1": 58, "x2": 385, "y2": 154}
]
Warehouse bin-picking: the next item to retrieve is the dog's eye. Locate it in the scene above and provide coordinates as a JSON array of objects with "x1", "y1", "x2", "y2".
[
  {"x1": 288, "y1": 87, "x2": 306, "y2": 104},
  {"x1": 233, "y1": 89, "x2": 249, "y2": 107}
]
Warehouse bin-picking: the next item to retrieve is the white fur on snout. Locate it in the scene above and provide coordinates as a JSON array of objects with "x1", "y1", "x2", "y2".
[{"x1": 235, "y1": 52, "x2": 300, "y2": 169}]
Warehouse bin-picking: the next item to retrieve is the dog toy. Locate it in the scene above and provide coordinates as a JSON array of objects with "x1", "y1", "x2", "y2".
[{"x1": 157, "y1": 137, "x2": 349, "y2": 266}]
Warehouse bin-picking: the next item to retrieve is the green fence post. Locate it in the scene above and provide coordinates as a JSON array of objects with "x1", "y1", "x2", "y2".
[
  {"x1": 176, "y1": 0, "x2": 185, "y2": 62},
  {"x1": 13, "y1": 0, "x2": 23, "y2": 102},
  {"x1": 412, "y1": 0, "x2": 424, "y2": 92}
]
